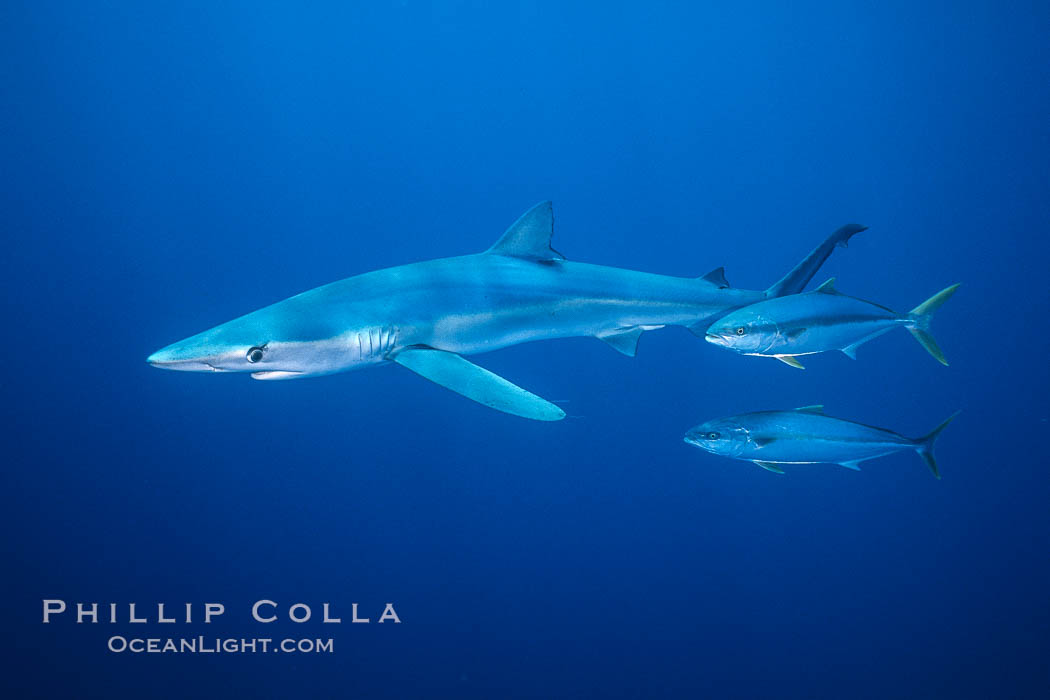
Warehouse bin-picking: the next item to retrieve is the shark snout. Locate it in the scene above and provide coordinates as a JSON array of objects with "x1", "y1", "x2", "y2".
[{"x1": 147, "y1": 342, "x2": 230, "y2": 372}]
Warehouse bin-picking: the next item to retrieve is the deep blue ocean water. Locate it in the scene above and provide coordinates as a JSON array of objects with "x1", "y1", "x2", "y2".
[{"x1": 3, "y1": 2, "x2": 1048, "y2": 698}]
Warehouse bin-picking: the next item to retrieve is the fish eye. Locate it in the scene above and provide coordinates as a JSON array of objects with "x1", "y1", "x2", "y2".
[
  {"x1": 735, "y1": 327, "x2": 746, "y2": 335},
  {"x1": 246, "y1": 346, "x2": 266, "y2": 363},
  {"x1": 708, "y1": 432, "x2": 720, "y2": 440}
]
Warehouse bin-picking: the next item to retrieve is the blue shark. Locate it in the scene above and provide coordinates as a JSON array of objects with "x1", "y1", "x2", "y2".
[
  {"x1": 147, "y1": 202, "x2": 864, "y2": 420},
  {"x1": 705, "y1": 279, "x2": 959, "y2": 368},
  {"x1": 684, "y1": 405, "x2": 958, "y2": 477}
]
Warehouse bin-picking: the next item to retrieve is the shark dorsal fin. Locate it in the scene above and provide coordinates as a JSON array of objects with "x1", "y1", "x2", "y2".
[
  {"x1": 486, "y1": 201, "x2": 565, "y2": 262},
  {"x1": 794, "y1": 404, "x2": 825, "y2": 414},
  {"x1": 814, "y1": 277, "x2": 839, "y2": 294},
  {"x1": 699, "y1": 266, "x2": 730, "y2": 288}
]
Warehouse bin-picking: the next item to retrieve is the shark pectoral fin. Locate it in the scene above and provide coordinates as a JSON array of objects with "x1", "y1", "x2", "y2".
[
  {"x1": 393, "y1": 347, "x2": 565, "y2": 421},
  {"x1": 753, "y1": 461, "x2": 785, "y2": 474},
  {"x1": 838, "y1": 460, "x2": 863, "y2": 471},
  {"x1": 596, "y1": 327, "x2": 646, "y2": 357},
  {"x1": 775, "y1": 355, "x2": 805, "y2": 369},
  {"x1": 485, "y1": 201, "x2": 565, "y2": 262}
]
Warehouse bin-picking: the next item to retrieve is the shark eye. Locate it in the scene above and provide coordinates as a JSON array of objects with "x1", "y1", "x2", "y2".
[
  {"x1": 735, "y1": 327, "x2": 746, "y2": 335},
  {"x1": 246, "y1": 346, "x2": 265, "y2": 363},
  {"x1": 708, "y1": 432, "x2": 720, "y2": 440}
]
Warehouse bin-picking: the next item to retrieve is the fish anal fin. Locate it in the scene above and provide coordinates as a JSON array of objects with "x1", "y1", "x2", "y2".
[
  {"x1": 793, "y1": 405, "x2": 825, "y2": 414},
  {"x1": 596, "y1": 327, "x2": 646, "y2": 357},
  {"x1": 393, "y1": 347, "x2": 565, "y2": 421},
  {"x1": 776, "y1": 355, "x2": 805, "y2": 369},
  {"x1": 754, "y1": 461, "x2": 785, "y2": 474},
  {"x1": 700, "y1": 266, "x2": 730, "y2": 289},
  {"x1": 486, "y1": 201, "x2": 565, "y2": 262}
]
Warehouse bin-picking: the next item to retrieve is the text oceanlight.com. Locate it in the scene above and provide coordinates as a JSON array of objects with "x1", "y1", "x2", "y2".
[{"x1": 107, "y1": 636, "x2": 334, "y2": 654}]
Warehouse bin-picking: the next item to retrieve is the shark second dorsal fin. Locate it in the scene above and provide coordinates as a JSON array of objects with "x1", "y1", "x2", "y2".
[
  {"x1": 486, "y1": 201, "x2": 565, "y2": 262},
  {"x1": 814, "y1": 277, "x2": 839, "y2": 294},
  {"x1": 700, "y1": 266, "x2": 730, "y2": 288}
]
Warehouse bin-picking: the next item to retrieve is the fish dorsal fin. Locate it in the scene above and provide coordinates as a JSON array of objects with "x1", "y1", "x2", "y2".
[
  {"x1": 814, "y1": 277, "x2": 839, "y2": 294},
  {"x1": 486, "y1": 201, "x2": 565, "y2": 262},
  {"x1": 700, "y1": 266, "x2": 730, "y2": 288},
  {"x1": 794, "y1": 404, "x2": 825, "y2": 414}
]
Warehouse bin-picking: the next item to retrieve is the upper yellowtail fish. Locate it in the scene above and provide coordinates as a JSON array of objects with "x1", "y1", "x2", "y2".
[
  {"x1": 147, "y1": 202, "x2": 864, "y2": 420},
  {"x1": 704, "y1": 279, "x2": 960, "y2": 369},
  {"x1": 684, "y1": 406, "x2": 959, "y2": 477}
]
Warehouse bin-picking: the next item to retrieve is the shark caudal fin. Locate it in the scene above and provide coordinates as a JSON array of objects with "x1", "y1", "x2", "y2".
[
  {"x1": 764, "y1": 224, "x2": 867, "y2": 298},
  {"x1": 914, "y1": 411, "x2": 960, "y2": 479},
  {"x1": 905, "y1": 284, "x2": 960, "y2": 366}
]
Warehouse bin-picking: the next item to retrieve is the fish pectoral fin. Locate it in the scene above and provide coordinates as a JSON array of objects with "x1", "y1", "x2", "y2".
[
  {"x1": 596, "y1": 327, "x2": 646, "y2": 357},
  {"x1": 775, "y1": 355, "x2": 806, "y2": 369},
  {"x1": 786, "y1": 327, "x2": 807, "y2": 340},
  {"x1": 838, "y1": 460, "x2": 863, "y2": 471},
  {"x1": 753, "y1": 461, "x2": 786, "y2": 474},
  {"x1": 841, "y1": 343, "x2": 860, "y2": 360},
  {"x1": 793, "y1": 404, "x2": 825, "y2": 414},
  {"x1": 392, "y1": 347, "x2": 565, "y2": 421},
  {"x1": 752, "y1": 437, "x2": 779, "y2": 447}
]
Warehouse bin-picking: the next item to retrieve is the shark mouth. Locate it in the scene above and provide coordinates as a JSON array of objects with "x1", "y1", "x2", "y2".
[{"x1": 250, "y1": 371, "x2": 305, "y2": 381}]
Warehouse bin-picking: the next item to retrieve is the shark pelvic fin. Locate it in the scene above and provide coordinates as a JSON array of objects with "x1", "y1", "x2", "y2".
[
  {"x1": 596, "y1": 327, "x2": 646, "y2": 357},
  {"x1": 486, "y1": 201, "x2": 565, "y2": 262},
  {"x1": 393, "y1": 347, "x2": 565, "y2": 421},
  {"x1": 754, "y1": 461, "x2": 785, "y2": 474},
  {"x1": 776, "y1": 355, "x2": 805, "y2": 369},
  {"x1": 699, "y1": 266, "x2": 730, "y2": 288}
]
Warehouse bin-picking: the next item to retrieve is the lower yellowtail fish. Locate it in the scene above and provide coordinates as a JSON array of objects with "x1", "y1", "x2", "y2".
[
  {"x1": 704, "y1": 279, "x2": 960, "y2": 368},
  {"x1": 684, "y1": 406, "x2": 959, "y2": 477}
]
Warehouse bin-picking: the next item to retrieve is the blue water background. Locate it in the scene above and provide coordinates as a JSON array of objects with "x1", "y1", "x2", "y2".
[{"x1": 2, "y1": 2, "x2": 1048, "y2": 698}]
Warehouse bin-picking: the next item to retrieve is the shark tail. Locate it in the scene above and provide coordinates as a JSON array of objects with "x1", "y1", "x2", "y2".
[
  {"x1": 914, "y1": 411, "x2": 960, "y2": 479},
  {"x1": 905, "y1": 284, "x2": 960, "y2": 366},
  {"x1": 764, "y1": 223, "x2": 867, "y2": 298}
]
